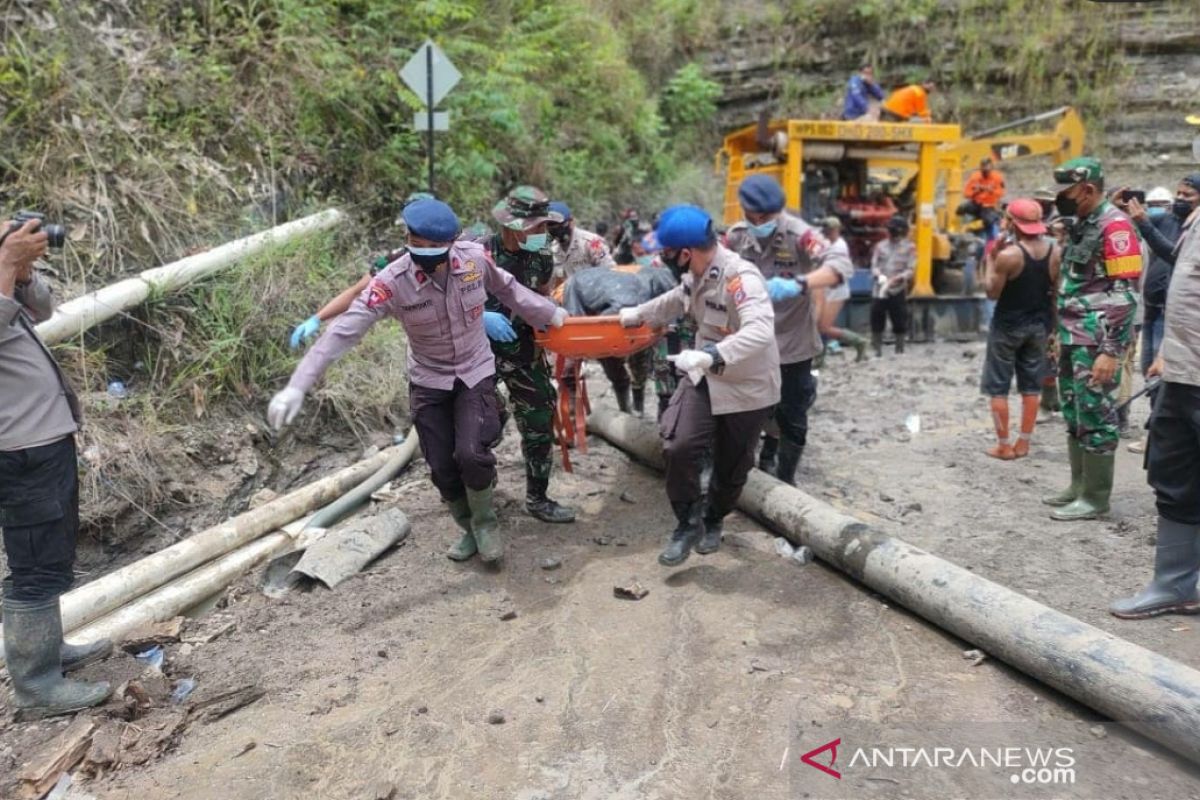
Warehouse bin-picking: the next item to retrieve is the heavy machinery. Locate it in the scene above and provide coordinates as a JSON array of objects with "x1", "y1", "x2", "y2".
[{"x1": 716, "y1": 107, "x2": 1085, "y2": 336}]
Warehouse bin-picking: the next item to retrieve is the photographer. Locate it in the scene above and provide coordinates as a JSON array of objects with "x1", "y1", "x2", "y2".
[{"x1": 0, "y1": 218, "x2": 111, "y2": 718}]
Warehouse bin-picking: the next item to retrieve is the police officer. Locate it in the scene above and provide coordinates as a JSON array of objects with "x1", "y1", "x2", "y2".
[
  {"x1": 1, "y1": 219, "x2": 113, "y2": 719},
  {"x1": 1041, "y1": 157, "x2": 1141, "y2": 521},
  {"x1": 548, "y1": 201, "x2": 615, "y2": 285},
  {"x1": 483, "y1": 187, "x2": 575, "y2": 523},
  {"x1": 268, "y1": 199, "x2": 567, "y2": 563},
  {"x1": 1111, "y1": 178, "x2": 1200, "y2": 618},
  {"x1": 620, "y1": 205, "x2": 780, "y2": 566},
  {"x1": 725, "y1": 175, "x2": 853, "y2": 485}
]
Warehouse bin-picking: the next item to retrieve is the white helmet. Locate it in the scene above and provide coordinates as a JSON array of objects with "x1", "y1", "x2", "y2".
[{"x1": 1147, "y1": 186, "x2": 1173, "y2": 205}]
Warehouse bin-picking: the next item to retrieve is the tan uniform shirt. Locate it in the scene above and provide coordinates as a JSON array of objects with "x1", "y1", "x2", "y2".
[
  {"x1": 871, "y1": 237, "x2": 917, "y2": 296},
  {"x1": 552, "y1": 226, "x2": 615, "y2": 281},
  {"x1": 0, "y1": 274, "x2": 80, "y2": 451},
  {"x1": 726, "y1": 211, "x2": 853, "y2": 364},
  {"x1": 1163, "y1": 210, "x2": 1200, "y2": 387},
  {"x1": 635, "y1": 245, "x2": 780, "y2": 414}
]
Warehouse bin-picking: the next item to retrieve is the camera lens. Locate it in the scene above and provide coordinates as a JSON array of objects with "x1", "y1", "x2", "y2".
[{"x1": 43, "y1": 224, "x2": 66, "y2": 249}]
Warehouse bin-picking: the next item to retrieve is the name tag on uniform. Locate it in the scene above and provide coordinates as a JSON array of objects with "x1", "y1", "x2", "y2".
[{"x1": 704, "y1": 298, "x2": 727, "y2": 312}]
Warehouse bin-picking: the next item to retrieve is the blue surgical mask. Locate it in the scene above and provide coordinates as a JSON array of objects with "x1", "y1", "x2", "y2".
[
  {"x1": 408, "y1": 246, "x2": 449, "y2": 257},
  {"x1": 748, "y1": 219, "x2": 778, "y2": 238},
  {"x1": 520, "y1": 233, "x2": 548, "y2": 252},
  {"x1": 636, "y1": 255, "x2": 653, "y2": 267},
  {"x1": 1148, "y1": 206, "x2": 1168, "y2": 218}
]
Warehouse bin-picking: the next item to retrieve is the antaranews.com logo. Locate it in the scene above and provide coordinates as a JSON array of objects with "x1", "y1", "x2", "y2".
[{"x1": 799, "y1": 737, "x2": 1076, "y2": 786}]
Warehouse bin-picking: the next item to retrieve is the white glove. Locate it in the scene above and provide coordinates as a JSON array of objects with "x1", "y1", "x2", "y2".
[
  {"x1": 619, "y1": 307, "x2": 642, "y2": 328},
  {"x1": 550, "y1": 307, "x2": 569, "y2": 328},
  {"x1": 268, "y1": 387, "x2": 305, "y2": 431},
  {"x1": 670, "y1": 349, "x2": 714, "y2": 385}
]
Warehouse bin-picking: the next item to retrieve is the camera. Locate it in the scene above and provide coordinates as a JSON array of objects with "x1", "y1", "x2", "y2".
[{"x1": 9, "y1": 211, "x2": 66, "y2": 249}]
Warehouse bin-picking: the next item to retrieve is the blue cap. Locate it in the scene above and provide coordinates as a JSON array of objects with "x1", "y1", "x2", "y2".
[
  {"x1": 402, "y1": 198, "x2": 460, "y2": 242},
  {"x1": 737, "y1": 174, "x2": 786, "y2": 213},
  {"x1": 548, "y1": 201, "x2": 572, "y2": 221},
  {"x1": 655, "y1": 205, "x2": 715, "y2": 249}
]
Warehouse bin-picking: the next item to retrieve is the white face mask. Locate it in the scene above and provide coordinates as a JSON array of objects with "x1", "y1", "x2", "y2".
[{"x1": 408, "y1": 246, "x2": 449, "y2": 256}]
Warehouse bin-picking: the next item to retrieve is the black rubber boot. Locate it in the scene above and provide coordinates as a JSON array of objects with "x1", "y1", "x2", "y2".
[
  {"x1": 775, "y1": 440, "x2": 804, "y2": 486},
  {"x1": 1110, "y1": 517, "x2": 1200, "y2": 619},
  {"x1": 631, "y1": 388, "x2": 645, "y2": 417},
  {"x1": 872, "y1": 333, "x2": 883, "y2": 358},
  {"x1": 445, "y1": 495, "x2": 477, "y2": 561},
  {"x1": 4, "y1": 594, "x2": 111, "y2": 720},
  {"x1": 615, "y1": 385, "x2": 632, "y2": 414},
  {"x1": 526, "y1": 477, "x2": 576, "y2": 523},
  {"x1": 895, "y1": 336, "x2": 905, "y2": 354},
  {"x1": 695, "y1": 504, "x2": 724, "y2": 555},
  {"x1": 757, "y1": 436, "x2": 779, "y2": 474},
  {"x1": 659, "y1": 501, "x2": 704, "y2": 567},
  {"x1": 1, "y1": 580, "x2": 111, "y2": 672}
]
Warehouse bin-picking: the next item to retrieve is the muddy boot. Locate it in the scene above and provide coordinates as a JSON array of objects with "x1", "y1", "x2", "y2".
[
  {"x1": 1042, "y1": 438, "x2": 1084, "y2": 506},
  {"x1": 841, "y1": 330, "x2": 869, "y2": 362},
  {"x1": 775, "y1": 439, "x2": 803, "y2": 486},
  {"x1": 445, "y1": 495, "x2": 477, "y2": 561},
  {"x1": 659, "y1": 501, "x2": 704, "y2": 567},
  {"x1": 614, "y1": 384, "x2": 632, "y2": 414},
  {"x1": 631, "y1": 388, "x2": 645, "y2": 417},
  {"x1": 986, "y1": 396, "x2": 1015, "y2": 460},
  {"x1": 4, "y1": 594, "x2": 111, "y2": 720},
  {"x1": 757, "y1": 436, "x2": 779, "y2": 474},
  {"x1": 695, "y1": 504, "x2": 725, "y2": 555},
  {"x1": 1039, "y1": 381, "x2": 1060, "y2": 415},
  {"x1": 871, "y1": 333, "x2": 883, "y2": 358},
  {"x1": 1110, "y1": 517, "x2": 1200, "y2": 619},
  {"x1": 1050, "y1": 450, "x2": 1114, "y2": 521},
  {"x1": 526, "y1": 477, "x2": 576, "y2": 524},
  {"x1": 465, "y1": 486, "x2": 503, "y2": 562},
  {"x1": 0, "y1": 579, "x2": 110, "y2": 673}
]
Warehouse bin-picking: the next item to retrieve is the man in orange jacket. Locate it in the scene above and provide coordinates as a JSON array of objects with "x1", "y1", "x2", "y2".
[
  {"x1": 880, "y1": 80, "x2": 935, "y2": 123},
  {"x1": 959, "y1": 158, "x2": 1008, "y2": 236}
]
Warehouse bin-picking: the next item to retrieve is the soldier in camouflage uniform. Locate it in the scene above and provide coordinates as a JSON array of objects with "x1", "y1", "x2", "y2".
[
  {"x1": 1041, "y1": 158, "x2": 1142, "y2": 521},
  {"x1": 484, "y1": 186, "x2": 576, "y2": 524}
]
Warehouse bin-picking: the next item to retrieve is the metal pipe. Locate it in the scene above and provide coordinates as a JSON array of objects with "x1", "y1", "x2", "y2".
[
  {"x1": 587, "y1": 406, "x2": 1200, "y2": 765},
  {"x1": 968, "y1": 106, "x2": 1070, "y2": 139}
]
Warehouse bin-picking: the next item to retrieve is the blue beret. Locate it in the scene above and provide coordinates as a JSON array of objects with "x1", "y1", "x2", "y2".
[
  {"x1": 548, "y1": 201, "x2": 572, "y2": 221},
  {"x1": 737, "y1": 174, "x2": 786, "y2": 213},
  {"x1": 402, "y1": 199, "x2": 460, "y2": 241},
  {"x1": 655, "y1": 204, "x2": 715, "y2": 249}
]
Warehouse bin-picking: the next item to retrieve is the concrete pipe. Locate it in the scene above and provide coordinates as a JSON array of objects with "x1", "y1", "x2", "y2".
[{"x1": 587, "y1": 405, "x2": 1200, "y2": 765}]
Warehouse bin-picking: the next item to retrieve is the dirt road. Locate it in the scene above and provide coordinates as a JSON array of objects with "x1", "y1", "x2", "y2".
[{"x1": 5, "y1": 342, "x2": 1200, "y2": 799}]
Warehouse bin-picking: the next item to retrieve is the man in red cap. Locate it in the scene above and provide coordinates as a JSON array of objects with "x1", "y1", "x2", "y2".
[{"x1": 981, "y1": 199, "x2": 1061, "y2": 458}]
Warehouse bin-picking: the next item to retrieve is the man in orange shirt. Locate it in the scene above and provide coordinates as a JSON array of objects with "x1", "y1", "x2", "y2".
[
  {"x1": 959, "y1": 158, "x2": 1007, "y2": 236},
  {"x1": 880, "y1": 80, "x2": 935, "y2": 123}
]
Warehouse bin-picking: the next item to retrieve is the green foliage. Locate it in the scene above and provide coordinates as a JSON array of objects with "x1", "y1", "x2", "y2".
[{"x1": 661, "y1": 64, "x2": 723, "y2": 128}]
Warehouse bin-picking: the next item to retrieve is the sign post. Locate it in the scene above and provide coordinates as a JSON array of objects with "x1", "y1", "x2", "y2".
[{"x1": 401, "y1": 40, "x2": 461, "y2": 196}]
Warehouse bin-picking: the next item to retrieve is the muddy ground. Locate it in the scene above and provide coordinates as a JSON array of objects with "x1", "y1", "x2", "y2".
[{"x1": 3, "y1": 341, "x2": 1200, "y2": 799}]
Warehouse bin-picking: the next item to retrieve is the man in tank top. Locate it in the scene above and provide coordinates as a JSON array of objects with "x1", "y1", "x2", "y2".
[{"x1": 981, "y1": 199, "x2": 1061, "y2": 459}]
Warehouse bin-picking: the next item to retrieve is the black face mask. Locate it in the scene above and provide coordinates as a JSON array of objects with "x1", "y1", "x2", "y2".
[
  {"x1": 410, "y1": 251, "x2": 447, "y2": 273},
  {"x1": 661, "y1": 249, "x2": 689, "y2": 279},
  {"x1": 1173, "y1": 199, "x2": 1195, "y2": 220},
  {"x1": 1054, "y1": 192, "x2": 1079, "y2": 218}
]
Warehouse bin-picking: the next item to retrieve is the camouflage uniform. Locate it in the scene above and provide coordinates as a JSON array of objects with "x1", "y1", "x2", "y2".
[
  {"x1": 486, "y1": 187, "x2": 574, "y2": 523},
  {"x1": 1057, "y1": 199, "x2": 1141, "y2": 454}
]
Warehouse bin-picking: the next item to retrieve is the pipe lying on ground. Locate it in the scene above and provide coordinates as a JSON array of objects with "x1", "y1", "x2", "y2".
[
  {"x1": 59, "y1": 444, "x2": 404, "y2": 635},
  {"x1": 36, "y1": 209, "x2": 344, "y2": 345},
  {"x1": 587, "y1": 405, "x2": 1200, "y2": 766}
]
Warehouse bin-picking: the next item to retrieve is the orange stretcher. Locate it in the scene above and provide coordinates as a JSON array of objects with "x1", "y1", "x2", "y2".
[{"x1": 534, "y1": 316, "x2": 662, "y2": 471}]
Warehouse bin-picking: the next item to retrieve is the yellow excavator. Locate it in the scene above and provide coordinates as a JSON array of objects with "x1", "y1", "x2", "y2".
[{"x1": 716, "y1": 106, "x2": 1085, "y2": 334}]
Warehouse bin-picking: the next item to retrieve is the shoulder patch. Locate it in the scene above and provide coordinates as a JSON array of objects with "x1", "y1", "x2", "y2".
[
  {"x1": 1102, "y1": 218, "x2": 1142, "y2": 279},
  {"x1": 727, "y1": 275, "x2": 744, "y2": 295},
  {"x1": 366, "y1": 279, "x2": 394, "y2": 309}
]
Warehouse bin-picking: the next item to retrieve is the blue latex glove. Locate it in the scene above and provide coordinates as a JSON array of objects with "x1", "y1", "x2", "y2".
[
  {"x1": 289, "y1": 315, "x2": 321, "y2": 350},
  {"x1": 766, "y1": 276, "x2": 802, "y2": 303},
  {"x1": 483, "y1": 311, "x2": 517, "y2": 342}
]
